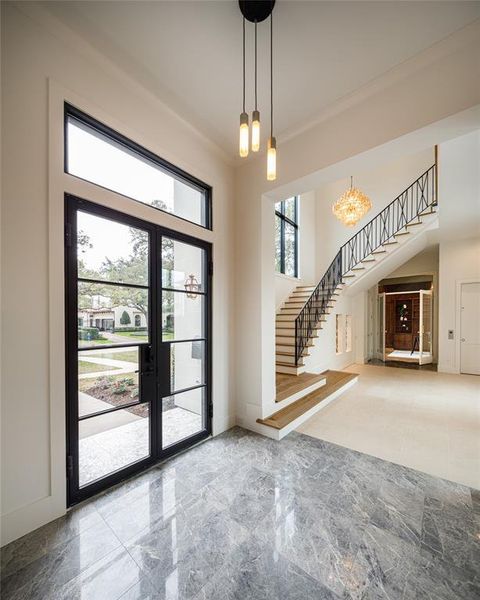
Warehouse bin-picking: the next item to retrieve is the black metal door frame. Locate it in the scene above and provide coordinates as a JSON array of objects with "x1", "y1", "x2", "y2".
[{"x1": 65, "y1": 194, "x2": 212, "y2": 506}]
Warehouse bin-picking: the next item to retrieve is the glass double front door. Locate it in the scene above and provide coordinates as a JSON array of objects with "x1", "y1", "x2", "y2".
[{"x1": 66, "y1": 196, "x2": 211, "y2": 504}]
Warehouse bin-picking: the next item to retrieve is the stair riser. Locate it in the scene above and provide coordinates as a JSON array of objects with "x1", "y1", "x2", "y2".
[
  {"x1": 276, "y1": 336, "x2": 314, "y2": 345},
  {"x1": 275, "y1": 364, "x2": 306, "y2": 375},
  {"x1": 276, "y1": 344, "x2": 296, "y2": 353},
  {"x1": 276, "y1": 354, "x2": 304, "y2": 365}
]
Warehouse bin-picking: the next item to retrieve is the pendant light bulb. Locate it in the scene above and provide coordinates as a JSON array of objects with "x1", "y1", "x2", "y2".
[
  {"x1": 267, "y1": 136, "x2": 277, "y2": 181},
  {"x1": 251, "y1": 110, "x2": 260, "y2": 152},
  {"x1": 239, "y1": 112, "x2": 249, "y2": 158}
]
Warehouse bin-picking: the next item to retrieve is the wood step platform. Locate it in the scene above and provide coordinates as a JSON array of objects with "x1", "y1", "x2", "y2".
[
  {"x1": 275, "y1": 371, "x2": 326, "y2": 403},
  {"x1": 258, "y1": 370, "x2": 358, "y2": 431}
]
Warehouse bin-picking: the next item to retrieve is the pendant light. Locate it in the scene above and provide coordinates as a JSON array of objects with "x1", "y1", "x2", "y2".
[
  {"x1": 251, "y1": 21, "x2": 260, "y2": 152},
  {"x1": 239, "y1": 16, "x2": 249, "y2": 158},
  {"x1": 332, "y1": 176, "x2": 372, "y2": 227},
  {"x1": 267, "y1": 11, "x2": 276, "y2": 181},
  {"x1": 238, "y1": 1, "x2": 276, "y2": 176}
]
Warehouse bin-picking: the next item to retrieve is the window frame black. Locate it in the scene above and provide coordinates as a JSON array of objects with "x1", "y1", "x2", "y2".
[
  {"x1": 275, "y1": 196, "x2": 299, "y2": 278},
  {"x1": 64, "y1": 103, "x2": 213, "y2": 231}
]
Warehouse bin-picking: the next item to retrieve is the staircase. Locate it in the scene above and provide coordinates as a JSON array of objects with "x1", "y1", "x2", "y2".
[{"x1": 275, "y1": 163, "x2": 438, "y2": 375}]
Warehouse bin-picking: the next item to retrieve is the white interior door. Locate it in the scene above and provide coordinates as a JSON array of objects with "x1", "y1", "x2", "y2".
[
  {"x1": 376, "y1": 293, "x2": 386, "y2": 361},
  {"x1": 419, "y1": 290, "x2": 433, "y2": 365},
  {"x1": 460, "y1": 282, "x2": 480, "y2": 375}
]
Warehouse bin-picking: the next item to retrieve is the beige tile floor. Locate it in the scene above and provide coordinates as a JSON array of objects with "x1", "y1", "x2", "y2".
[{"x1": 297, "y1": 363, "x2": 480, "y2": 489}]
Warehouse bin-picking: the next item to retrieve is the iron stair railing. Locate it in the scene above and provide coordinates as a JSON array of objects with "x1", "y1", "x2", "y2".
[{"x1": 294, "y1": 164, "x2": 437, "y2": 365}]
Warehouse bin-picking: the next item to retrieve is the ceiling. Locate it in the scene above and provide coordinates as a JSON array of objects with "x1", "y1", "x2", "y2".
[{"x1": 41, "y1": 0, "x2": 480, "y2": 160}]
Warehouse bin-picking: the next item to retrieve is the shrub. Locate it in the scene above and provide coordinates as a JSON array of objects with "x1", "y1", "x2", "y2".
[
  {"x1": 78, "y1": 327, "x2": 101, "y2": 341},
  {"x1": 112, "y1": 377, "x2": 135, "y2": 395},
  {"x1": 120, "y1": 310, "x2": 131, "y2": 325},
  {"x1": 113, "y1": 327, "x2": 148, "y2": 333}
]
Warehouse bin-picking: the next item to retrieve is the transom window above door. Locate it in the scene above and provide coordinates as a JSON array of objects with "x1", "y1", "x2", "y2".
[
  {"x1": 65, "y1": 104, "x2": 212, "y2": 229},
  {"x1": 275, "y1": 196, "x2": 298, "y2": 278}
]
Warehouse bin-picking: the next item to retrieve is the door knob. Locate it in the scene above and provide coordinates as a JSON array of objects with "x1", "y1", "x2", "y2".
[{"x1": 461, "y1": 338, "x2": 465, "y2": 342}]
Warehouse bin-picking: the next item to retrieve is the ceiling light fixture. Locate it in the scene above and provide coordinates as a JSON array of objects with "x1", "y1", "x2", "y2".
[
  {"x1": 251, "y1": 21, "x2": 260, "y2": 152},
  {"x1": 267, "y1": 9, "x2": 276, "y2": 180},
  {"x1": 332, "y1": 176, "x2": 372, "y2": 227},
  {"x1": 238, "y1": 1, "x2": 276, "y2": 178},
  {"x1": 239, "y1": 16, "x2": 249, "y2": 158}
]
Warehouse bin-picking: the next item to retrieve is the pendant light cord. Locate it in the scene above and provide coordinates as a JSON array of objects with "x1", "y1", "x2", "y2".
[
  {"x1": 254, "y1": 21, "x2": 258, "y2": 110},
  {"x1": 242, "y1": 16, "x2": 246, "y2": 113},
  {"x1": 270, "y1": 10, "x2": 273, "y2": 138}
]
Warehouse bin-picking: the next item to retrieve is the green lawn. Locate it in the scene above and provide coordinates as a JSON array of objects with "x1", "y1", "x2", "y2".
[
  {"x1": 78, "y1": 360, "x2": 121, "y2": 375},
  {"x1": 114, "y1": 330, "x2": 174, "y2": 342},
  {"x1": 78, "y1": 338, "x2": 111, "y2": 347},
  {"x1": 115, "y1": 331, "x2": 149, "y2": 341},
  {"x1": 88, "y1": 350, "x2": 139, "y2": 363}
]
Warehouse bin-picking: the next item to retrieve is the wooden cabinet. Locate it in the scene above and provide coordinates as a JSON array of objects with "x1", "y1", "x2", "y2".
[{"x1": 385, "y1": 293, "x2": 420, "y2": 351}]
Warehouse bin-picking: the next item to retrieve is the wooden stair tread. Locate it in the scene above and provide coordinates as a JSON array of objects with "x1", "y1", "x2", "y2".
[
  {"x1": 258, "y1": 370, "x2": 358, "y2": 429},
  {"x1": 275, "y1": 372, "x2": 327, "y2": 403}
]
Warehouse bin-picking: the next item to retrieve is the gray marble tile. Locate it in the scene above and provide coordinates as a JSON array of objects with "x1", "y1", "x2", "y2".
[
  {"x1": 404, "y1": 551, "x2": 480, "y2": 600},
  {"x1": 50, "y1": 547, "x2": 144, "y2": 600},
  {"x1": 119, "y1": 577, "x2": 158, "y2": 599},
  {"x1": 194, "y1": 538, "x2": 341, "y2": 600},
  {"x1": 126, "y1": 499, "x2": 249, "y2": 599},
  {"x1": 101, "y1": 471, "x2": 191, "y2": 544},
  {"x1": 0, "y1": 503, "x2": 102, "y2": 581},
  {"x1": 2, "y1": 428, "x2": 478, "y2": 600},
  {"x1": 251, "y1": 494, "x2": 369, "y2": 598},
  {"x1": 421, "y1": 495, "x2": 479, "y2": 578},
  {"x1": 355, "y1": 523, "x2": 422, "y2": 599},
  {"x1": 1, "y1": 519, "x2": 121, "y2": 600},
  {"x1": 371, "y1": 480, "x2": 424, "y2": 546}
]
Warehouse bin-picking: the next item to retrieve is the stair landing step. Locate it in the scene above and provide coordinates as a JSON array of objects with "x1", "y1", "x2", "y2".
[
  {"x1": 258, "y1": 370, "x2": 358, "y2": 430},
  {"x1": 275, "y1": 371, "x2": 327, "y2": 403}
]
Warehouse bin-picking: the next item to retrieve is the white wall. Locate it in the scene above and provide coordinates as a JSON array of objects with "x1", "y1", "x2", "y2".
[
  {"x1": 275, "y1": 191, "x2": 316, "y2": 308},
  {"x1": 304, "y1": 293, "x2": 358, "y2": 374},
  {"x1": 1, "y1": 3, "x2": 234, "y2": 545},
  {"x1": 438, "y1": 238, "x2": 480, "y2": 373},
  {"x1": 437, "y1": 131, "x2": 480, "y2": 373},
  {"x1": 314, "y1": 148, "x2": 434, "y2": 277},
  {"x1": 438, "y1": 130, "x2": 480, "y2": 240}
]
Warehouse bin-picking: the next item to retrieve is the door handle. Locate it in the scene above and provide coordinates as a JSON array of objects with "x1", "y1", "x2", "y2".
[{"x1": 461, "y1": 338, "x2": 466, "y2": 342}]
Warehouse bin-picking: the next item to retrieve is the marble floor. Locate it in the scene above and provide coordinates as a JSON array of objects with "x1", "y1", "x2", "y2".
[
  {"x1": 1, "y1": 427, "x2": 479, "y2": 599},
  {"x1": 297, "y1": 363, "x2": 480, "y2": 489}
]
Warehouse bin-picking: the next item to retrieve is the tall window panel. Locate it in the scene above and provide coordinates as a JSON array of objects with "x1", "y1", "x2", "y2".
[{"x1": 275, "y1": 196, "x2": 298, "y2": 277}]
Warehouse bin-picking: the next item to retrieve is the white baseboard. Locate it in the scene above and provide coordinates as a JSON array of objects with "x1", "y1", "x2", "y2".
[
  {"x1": 1, "y1": 495, "x2": 66, "y2": 547},
  {"x1": 437, "y1": 363, "x2": 459, "y2": 374},
  {"x1": 212, "y1": 413, "x2": 236, "y2": 436}
]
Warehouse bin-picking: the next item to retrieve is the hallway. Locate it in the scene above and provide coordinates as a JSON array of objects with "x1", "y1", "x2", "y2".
[{"x1": 297, "y1": 364, "x2": 480, "y2": 488}]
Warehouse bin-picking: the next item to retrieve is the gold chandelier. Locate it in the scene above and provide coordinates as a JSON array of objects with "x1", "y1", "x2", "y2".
[{"x1": 332, "y1": 176, "x2": 372, "y2": 227}]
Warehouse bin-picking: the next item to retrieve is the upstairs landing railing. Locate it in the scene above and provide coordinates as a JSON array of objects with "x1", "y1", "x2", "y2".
[{"x1": 295, "y1": 164, "x2": 437, "y2": 365}]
